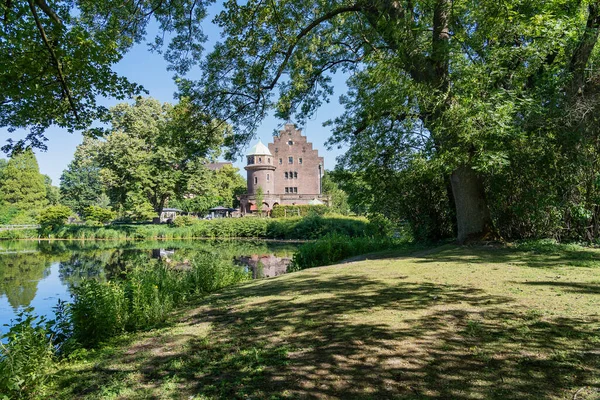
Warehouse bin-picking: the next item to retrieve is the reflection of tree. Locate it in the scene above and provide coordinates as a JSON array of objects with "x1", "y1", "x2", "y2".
[
  {"x1": 0, "y1": 254, "x2": 51, "y2": 310},
  {"x1": 58, "y1": 251, "x2": 112, "y2": 288}
]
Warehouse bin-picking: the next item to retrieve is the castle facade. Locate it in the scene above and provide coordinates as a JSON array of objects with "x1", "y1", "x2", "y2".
[{"x1": 239, "y1": 124, "x2": 329, "y2": 214}]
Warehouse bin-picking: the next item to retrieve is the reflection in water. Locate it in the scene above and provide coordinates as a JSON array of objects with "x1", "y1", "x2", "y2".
[
  {"x1": 236, "y1": 254, "x2": 292, "y2": 278},
  {"x1": 0, "y1": 253, "x2": 51, "y2": 310},
  {"x1": 0, "y1": 239, "x2": 299, "y2": 327}
]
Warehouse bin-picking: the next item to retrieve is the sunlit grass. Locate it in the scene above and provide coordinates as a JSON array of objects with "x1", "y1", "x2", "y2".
[{"x1": 49, "y1": 243, "x2": 600, "y2": 399}]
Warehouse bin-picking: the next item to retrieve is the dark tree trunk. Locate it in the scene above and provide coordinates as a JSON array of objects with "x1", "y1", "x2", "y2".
[{"x1": 450, "y1": 166, "x2": 492, "y2": 244}]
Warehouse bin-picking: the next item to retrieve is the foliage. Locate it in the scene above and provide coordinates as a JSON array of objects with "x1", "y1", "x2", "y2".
[
  {"x1": 0, "y1": 310, "x2": 55, "y2": 399},
  {"x1": 289, "y1": 233, "x2": 405, "y2": 271},
  {"x1": 43, "y1": 175, "x2": 60, "y2": 206},
  {"x1": 85, "y1": 97, "x2": 226, "y2": 218},
  {"x1": 70, "y1": 255, "x2": 249, "y2": 347},
  {"x1": 181, "y1": 0, "x2": 600, "y2": 242},
  {"x1": 83, "y1": 206, "x2": 116, "y2": 224},
  {"x1": 271, "y1": 204, "x2": 328, "y2": 218},
  {"x1": 37, "y1": 205, "x2": 73, "y2": 233},
  {"x1": 0, "y1": 205, "x2": 19, "y2": 225},
  {"x1": 254, "y1": 186, "x2": 264, "y2": 216},
  {"x1": 171, "y1": 164, "x2": 247, "y2": 215},
  {"x1": 1, "y1": 0, "x2": 209, "y2": 151},
  {"x1": 9, "y1": 215, "x2": 371, "y2": 240},
  {"x1": 172, "y1": 215, "x2": 198, "y2": 227},
  {"x1": 59, "y1": 137, "x2": 106, "y2": 215},
  {"x1": 322, "y1": 172, "x2": 349, "y2": 215},
  {"x1": 0, "y1": 149, "x2": 47, "y2": 211}
]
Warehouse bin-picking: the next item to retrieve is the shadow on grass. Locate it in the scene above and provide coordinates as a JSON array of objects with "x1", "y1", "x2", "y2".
[
  {"x1": 55, "y1": 274, "x2": 600, "y2": 399},
  {"x1": 414, "y1": 244, "x2": 600, "y2": 269}
]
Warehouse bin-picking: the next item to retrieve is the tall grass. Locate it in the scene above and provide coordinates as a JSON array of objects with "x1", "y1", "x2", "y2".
[
  {"x1": 70, "y1": 254, "x2": 249, "y2": 347},
  {"x1": 4, "y1": 215, "x2": 374, "y2": 241},
  {"x1": 289, "y1": 233, "x2": 409, "y2": 271},
  {"x1": 0, "y1": 254, "x2": 249, "y2": 397}
]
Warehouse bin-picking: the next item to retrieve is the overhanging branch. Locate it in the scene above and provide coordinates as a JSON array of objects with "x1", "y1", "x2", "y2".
[{"x1": 28, "y1": 0, "x2": 79, "y2": 120}]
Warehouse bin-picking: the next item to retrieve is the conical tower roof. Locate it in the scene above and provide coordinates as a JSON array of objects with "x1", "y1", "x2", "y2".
[{"x1": 247, "y1": 139, "x2": 272, "y2": 156}]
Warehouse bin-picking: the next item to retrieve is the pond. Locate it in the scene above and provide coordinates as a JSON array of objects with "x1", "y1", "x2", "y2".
[{"x1": 0, "y1": 239, "x2": 300, "y2": 332}]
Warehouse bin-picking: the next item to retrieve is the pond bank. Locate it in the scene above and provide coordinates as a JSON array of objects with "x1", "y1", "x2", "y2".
[{"x1": 46, "y1": 243, "x2": 600, "y2": 399}]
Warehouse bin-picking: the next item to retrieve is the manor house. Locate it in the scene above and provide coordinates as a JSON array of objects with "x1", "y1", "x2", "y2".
[{"x1": 239, "y1": 123, "x2": 329, "y2": 214}]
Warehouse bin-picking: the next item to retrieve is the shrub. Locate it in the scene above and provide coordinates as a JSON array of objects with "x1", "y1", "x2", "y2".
[
  {"x1": 289, "y1": 233, "x2": 402, "y2": 271},
  {"x1": 37, "y1": 205, "x2": 73, "y2": 233},
  {"x1": 69, "y1": 255, "x2": 249, "y2": 347},
  {"x1": 0, "y1": 309, "x2": 55, "y2": 398},
  {"x1": 172, "y1": 215, "x2": 198, "y2": 227},
  {"x1": 83, "y1": 206, "x2": 116, "y2": 224},
  {"x1": 271, "y1": 204, "x2": 329, "y2": 218}
]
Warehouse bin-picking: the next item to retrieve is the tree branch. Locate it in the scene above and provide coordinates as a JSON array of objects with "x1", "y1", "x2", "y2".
[
  {"x1": 568, "y1": 2, "x2": 600, "y2": 96},
  {"x1": 260, "y1": 4, "x2": 364, "y2": 91},
  {"x1": 34, "y1": 0, "x2": 61, "y2": 26},
  {"x1": 28, "y1": 0, "x2": 79, "y2": 120}
]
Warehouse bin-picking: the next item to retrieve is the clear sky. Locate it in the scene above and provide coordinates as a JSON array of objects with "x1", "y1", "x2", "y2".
[{"x1": 0, "y1": 3, "x2": 349, "y2": 185}]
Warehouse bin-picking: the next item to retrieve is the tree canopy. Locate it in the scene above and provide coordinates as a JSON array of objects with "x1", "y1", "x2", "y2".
[
  {"x1": 1, "y1": 0, "x2": 210, "y2": 151},
  {"x1": 176, "y1": 0, "x2": 600, "y2": 241},
  {"x1": 0, "y1": 148, "x2": 48, "y2": 211},
  {"x1": 83, "y1": 97, "x2": 227, "y2": 219}
]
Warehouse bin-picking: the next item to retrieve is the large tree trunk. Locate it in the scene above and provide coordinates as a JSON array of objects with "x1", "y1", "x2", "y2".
[{"x1": 450, "y1": 166, "x2": 492, "y2": 244}]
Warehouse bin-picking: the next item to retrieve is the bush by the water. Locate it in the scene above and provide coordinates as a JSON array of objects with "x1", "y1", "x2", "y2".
[
  {"x1": 0, "y1": 254, "x2": 249, "y2": 397},
  {"x1": 271, "y1": 204, "x2": 328, "y2": 218},
  {"x1": 70, "y1": 254, "x2": 249, "y2": 347},
  {"x1": 36, "y1": 205, "x2": 73, "y2": 233},
  {"x1": 83, "y1": 206, "x2": 116, "y2": 224},
  {"x1": 37, "y1": 215, "x2": 372, "y2": 240},
  {"x1": 289, "y1": 233, "x2": 404, "y2": 271},
  {"x1": 0, "y1": 310, "x2": 55, "y2": 399}
]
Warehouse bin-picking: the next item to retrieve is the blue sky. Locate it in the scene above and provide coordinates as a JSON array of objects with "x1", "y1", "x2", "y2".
[{"x1": 0, "y1": 3, "x2": 349, "y2": 185}]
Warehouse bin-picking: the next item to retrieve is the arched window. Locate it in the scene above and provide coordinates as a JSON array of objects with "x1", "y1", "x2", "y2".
[
  {"x1": 285, "y1": 172, "x2": 289, "y2": 179},
  {"x1": 267, "y1": 173, "x2": 270, "y2": 182},
  {"x1": 294, "y1": 172, "x2": 298, "y2": 179},
  {"x1": 254, "y1": 176, "x2": 258, "y2": 184}
]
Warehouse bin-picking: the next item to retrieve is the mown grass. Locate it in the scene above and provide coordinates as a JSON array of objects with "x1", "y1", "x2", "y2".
[{"x1": 46, "y1": 243, "x2": 600, "y2": 399}]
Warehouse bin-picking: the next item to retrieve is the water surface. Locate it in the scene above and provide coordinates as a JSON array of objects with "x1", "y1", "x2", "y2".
[{"x1": 0, "y1": 240, "x2": 299, "y2": 331}]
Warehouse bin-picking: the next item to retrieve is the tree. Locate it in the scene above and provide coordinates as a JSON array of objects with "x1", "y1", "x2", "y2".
[
  {"x1": 0, "y1": 149, "x2": 47, "y2": 210},
  {"x1": 88, "y1": 97, "x2": 226, "y2": 219},
  {"x1": 43, "y1": 175, "x2": 60, "y2": 205},
  {"x1": 1, "y1": 0, "x2": 209, "y2": 152},
  {"x1": 37, "y1": 204, "x2": 72, "y2": 233},
  {"x1": 322, "y1": 171, "x2": 349, "y2": 215},
  {"x1": 173, "y1": 164, "x2": 247, "y2": 215},
  {"x1": 60, "y1": 137, "x2": 105, "y2": 215},
  {"x1": 182, "y1": 0, "x2": 600, "y2": 242},
  {"x1": 255, "y1": 186, "x2": 264, "y2": 217}
]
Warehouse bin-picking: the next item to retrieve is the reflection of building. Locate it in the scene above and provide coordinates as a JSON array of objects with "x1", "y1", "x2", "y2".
[{"x1": 239, "y1": 124, "x2": 329, "y2": 214}]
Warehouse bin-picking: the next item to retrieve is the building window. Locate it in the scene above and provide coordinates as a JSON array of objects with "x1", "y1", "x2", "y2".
[
  {"x1": 267, "y1": 173, "x2": 270, "y2": 182},
  {"x1": 258, "y1": 157, "x2": 262, "y2": 163},
  {"x1": 275, "y1": 147, "x2": 278, "y2": 153},
  {"x1": 293, "y1": 187, "x2": 298, "y2": 193},
  {"x1": 268, "y1": 157, "x2": 271, "y2": 163},
  {"x1": 299, "y1": 157, "x2": 303, "y2": 164},
  {"x1": 288, "y1": 140, "x2": 293, "y2": 145},
  {"x1": 279, "y1": 158, "x2": 282, "y2": 165},
  {"x1": 285, "y1": 172, "x2": 288, "y2": 179},
  {"x1": 294, "y1": 171, "x2": 298, "y2": 179},
  {"x1": 288, "y1": 156, "x2": 293, "y2": 164},
  {"x1": 285, "y1": 187, "x2": 289, "y2": 193},
  {"x1": 248, "y1": 156, "x2": 254, "y2": 165},
  {"x1": 254, "y1": 177, "x2": 258, "y2": 184}
]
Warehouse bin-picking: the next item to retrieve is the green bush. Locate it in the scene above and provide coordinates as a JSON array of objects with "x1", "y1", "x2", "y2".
[
  {"x1": 83, "y1": 206, "x2": 116, "y2": 224},
  {"x1": 172, "y1": 215, "x2": 199, "y2": 227},
  {"x1": 37, "y1": 205, "x2": 73, "y2": 233},
  {"x1": 0, "y1": 310, "x2": 55, "y2": 399},
  {"x1": 70, "y1": 255, "x2": 249, "y2": 347},
  {"x1": 289, "y1": 233, "x2": 403, "y2": 271},
  {"x1": 271, "y1": 204, "x2": 329, "y2": 218}
]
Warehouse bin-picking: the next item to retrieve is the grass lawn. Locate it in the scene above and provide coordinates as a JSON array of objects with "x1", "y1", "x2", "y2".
[{"x1": 50, "y1": 243, "x2": 600, "y2": 399}]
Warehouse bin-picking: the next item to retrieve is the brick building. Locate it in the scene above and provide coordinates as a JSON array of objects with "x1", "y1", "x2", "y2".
[{"x1": 239, "y1": 124, "x2": 329, "y2": 214}]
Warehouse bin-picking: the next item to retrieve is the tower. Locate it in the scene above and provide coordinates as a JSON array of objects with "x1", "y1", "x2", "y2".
[{"x1": 245, "y1": 139, "x2": 276, "y2": 195}]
